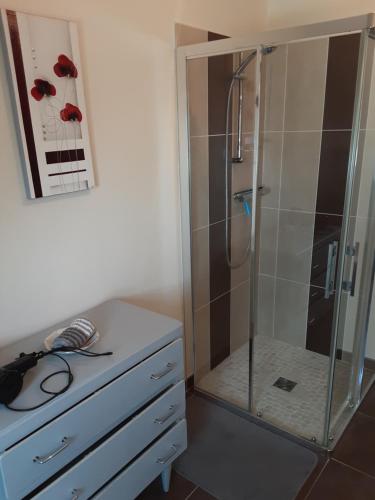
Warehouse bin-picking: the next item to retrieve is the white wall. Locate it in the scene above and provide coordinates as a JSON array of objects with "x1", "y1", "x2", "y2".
[
  {"x1": 0, "y1": 1, "x2": 267, "y2": 380},
  {"x1": 176, "y1": 0, "x2": 267, "y2": 37},
  {"x1": 267, "y1": 0, "x2": 375, "y2": 28},
  {"x1": 0, "y1": 0, "x2": 184, "y2": 347}
]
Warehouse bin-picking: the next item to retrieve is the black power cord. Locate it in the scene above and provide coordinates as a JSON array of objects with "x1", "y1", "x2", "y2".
[{"x1": 4, "y1": 347, "x2": 113, "y2": 412}]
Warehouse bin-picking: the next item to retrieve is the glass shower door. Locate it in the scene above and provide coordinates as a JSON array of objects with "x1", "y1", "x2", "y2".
[
  {"x1": 253, "y1": 31, "x2": 367, "y2": 446},
  {"x1": 182, "y1": 25, "x2": 375, "y2": 450},
  {"x1": 327, "y1": 30, "x2": 375, "y2": 445},
  {"x1": 187, "y1": 46, "x2": 260, "y2": 410}
]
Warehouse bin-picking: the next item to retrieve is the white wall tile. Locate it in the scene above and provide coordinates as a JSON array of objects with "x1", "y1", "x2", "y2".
[
  {"x1": 284, "y1": 38, "x2": 328, "y2": 131},
  {"x1": 280, "y1": 131, "x2": 321, "y2": 212},
  {"x1": 277, "y1": 210, "x2": 315, "y2": 283},
  {"x1": 259, "y1": 131, "x2": 283, "y2": 209},
  {"x1": 187, "y1": 57, "x2": 209, "y2": 137},
  {"x1": 259, "y1": 207, "x2": 278, "y2": 276},
  {"x1": 261, "y1": 44, "x2": 287, "y2": 132},
  {"x1": 274, "y1": 278, "x2": 309, "y2": 347},
  {"x1": 230, "y1": 281, "x2": 250, "y2": 352},
  {"x1": 257, "y1": 274, "x2": 275, "y2": 337},
  {"x1": 190, "y1": 136, "x2": 209, "y2": 230}
]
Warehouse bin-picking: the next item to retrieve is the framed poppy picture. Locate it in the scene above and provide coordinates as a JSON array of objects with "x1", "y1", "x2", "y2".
[{"x1": 0, "y1": 9, "x2": 95, "y2": 198}]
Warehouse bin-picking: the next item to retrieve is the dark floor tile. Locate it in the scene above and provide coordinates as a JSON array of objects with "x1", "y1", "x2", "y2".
[
  {"x1": 333, "y1": 412, "x2": 375, "y2": 477},
  {"x1": 358, "y1": 384, "x2": 375, "y2": 418},
  {"x1": 189, "y1": 488, "x2": 217, "y2": 500},
  {"x1": 136, "y1": 471, "x2": 196, "y2": 499},
  {"x1": 306, "y1": 460, "x2": 375, "y2": 500},
  {"x1": 294, "y1": 454, "x2": 328, "y2": 500}
]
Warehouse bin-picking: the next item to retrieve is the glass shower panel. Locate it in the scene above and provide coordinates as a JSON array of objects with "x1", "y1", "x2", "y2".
[
  {"x1": 187, "y1": 49, "x2": 258, "y2": 409},
  {"x1": 328, "y1": 31, "x2": 375, "y2": 444},
  {"x1": 253, "y1": 32, "x2": 363, "y2": 445}
]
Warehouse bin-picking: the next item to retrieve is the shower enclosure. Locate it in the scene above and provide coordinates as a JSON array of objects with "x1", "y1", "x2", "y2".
[{"x1": 177, "y1": 14, "x2": 375, "y2": 448}]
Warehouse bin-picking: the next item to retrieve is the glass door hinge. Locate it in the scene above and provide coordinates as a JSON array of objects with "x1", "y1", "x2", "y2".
[{"x1": 346, "y1": 245, "x2": 357, "y2": 257}]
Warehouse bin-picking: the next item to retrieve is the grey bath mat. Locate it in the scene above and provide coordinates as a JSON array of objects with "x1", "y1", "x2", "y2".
[{"x1": 175, "y1": 395, "x2": 318, "y2": 500}]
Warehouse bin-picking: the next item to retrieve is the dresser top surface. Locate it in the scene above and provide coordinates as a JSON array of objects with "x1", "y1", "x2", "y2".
[{"x1": 0, "y1": 299, "x2": 182, "y2": 450}]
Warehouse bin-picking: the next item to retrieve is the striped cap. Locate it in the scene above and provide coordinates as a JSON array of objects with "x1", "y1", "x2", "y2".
[{"x1": 52, "y1": 317, "x2": 97, "y2": 349}]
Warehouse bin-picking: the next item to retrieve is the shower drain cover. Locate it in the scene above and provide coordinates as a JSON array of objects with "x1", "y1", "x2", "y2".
[{"x1": 273, "y1": 377, "x2": 297, "y2": 392}]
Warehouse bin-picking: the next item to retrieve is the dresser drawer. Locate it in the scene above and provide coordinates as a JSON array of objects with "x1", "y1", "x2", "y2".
[
  {"x1": 34, "y1": 381, "x2": 186, "y2": 500},
  {"x1": 0, "y1": 339, "x2": 184, "y2": 499},
  {"x1": 94, "y1": 419, "x2": 187, "y2": 500}
]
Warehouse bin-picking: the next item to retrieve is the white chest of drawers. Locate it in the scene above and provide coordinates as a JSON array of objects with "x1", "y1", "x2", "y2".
[{"x1": 0, "y1": 300, "x2": 187, "y2": 499}]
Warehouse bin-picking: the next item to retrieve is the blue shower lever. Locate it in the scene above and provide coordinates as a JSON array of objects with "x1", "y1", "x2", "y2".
[{"x1": 243, "y1": 200, "x2": 251, "y2": 217}]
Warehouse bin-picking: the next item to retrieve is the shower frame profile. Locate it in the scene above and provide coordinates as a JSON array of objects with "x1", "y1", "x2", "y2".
[{"x1": 176, "y1": 13, "x2": 375, "y2": 450}]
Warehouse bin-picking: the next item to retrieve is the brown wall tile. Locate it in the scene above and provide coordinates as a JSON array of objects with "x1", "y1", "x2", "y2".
[
  {"x1": 315, "y1": 131, "x2": 352, "y2": 216},
  {"x1": 322, "y1": 34, "x2": 361, "y2": 131},
  {"x1": 210, "y1": 293, "x2": 231, "y2": 368}
]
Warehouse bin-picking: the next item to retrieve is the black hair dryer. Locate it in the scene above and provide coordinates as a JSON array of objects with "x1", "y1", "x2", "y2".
[{"x1": 0, "y1": 352, "x2": 41, "y2": 404}]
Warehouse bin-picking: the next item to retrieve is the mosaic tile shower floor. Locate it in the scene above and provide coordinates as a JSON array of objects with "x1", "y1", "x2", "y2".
[{"x1": 197, "y1": 335, "x2": 374, "y2": 443}]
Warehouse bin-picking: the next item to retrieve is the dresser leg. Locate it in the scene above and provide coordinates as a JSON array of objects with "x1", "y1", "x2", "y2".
[{"x1": 161, "y1": 465, "x2": 172, "y2": 492}]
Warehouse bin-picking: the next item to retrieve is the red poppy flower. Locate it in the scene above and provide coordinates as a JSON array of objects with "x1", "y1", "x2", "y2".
[
  {"x1": 60, "y1": 103, "x2": 82, "y2": 122},
  {"x1": 54, "y1": 54, "x2": 78, "y2": 78},
  {"x1": 30, "y1": 79, "x2": 56, "y2": 101}
]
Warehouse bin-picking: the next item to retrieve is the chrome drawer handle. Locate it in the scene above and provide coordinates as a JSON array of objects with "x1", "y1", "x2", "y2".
[
  {"x1": 156, "y1": 445, "x2": 178, "y2": 464},
  {"x1": 154, "y1": 405, "x2": 178, "y2": 424},
  {"x1": 150, "y1": 362, "x2": 176, "y2": 380},
  {"x1": 33, "y1": 437, "x2": 72, "y2": 464}
]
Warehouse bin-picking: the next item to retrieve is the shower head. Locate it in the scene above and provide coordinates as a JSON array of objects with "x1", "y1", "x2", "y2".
[
  {"x1": 233, "y1": 45, "x2": 277, "y2": 78},
  {"x1": 233, "y1": 50, "x2": 257, "y2": 78}
]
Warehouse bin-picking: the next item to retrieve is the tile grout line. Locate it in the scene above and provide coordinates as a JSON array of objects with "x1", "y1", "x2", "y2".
[
  {"x1": 193, "y1": 204, "x2": 366, "y2": 235},
  {"x1": 195, "y1": 271, "x2": 334, "y2": 328},
  {"x1": 331, "y1": 457, "x2": 375, "y2": 481},
  {"x1": 185, "y1": 485, "x2": 199, "y2": 499},
  {"x1": 192, "y1": 211, "x2": 246, "y2": 233},
  {"x1": 260, "y1": 272, "x2": 326, "y2": 290},
  {"x1": 261, "y1": 207, "x2": 344, "y2": 217},
  {"x1": 192, "y1": 196, "x2": 348, "y2": 234},
  {"x1": 273, "y1": 42, "x2": 288, "y2": 340},
  {"x1": 194, "y1": 278, "x2": 250, "y2": 313},
  {"x1": 299, "y1": 459, "x2": 329, "y2": 500}
]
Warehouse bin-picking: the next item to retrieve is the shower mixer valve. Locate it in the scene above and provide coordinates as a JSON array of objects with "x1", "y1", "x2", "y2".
[
  {"x1": 233, "y1": 186, "x2": 264, "y2": 216},
  {"x1": 233, "y1": 186, "x2": 265, "y2": 216}
]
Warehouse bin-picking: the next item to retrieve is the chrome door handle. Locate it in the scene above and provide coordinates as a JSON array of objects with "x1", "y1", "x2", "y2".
[
  {"x1": 350, "y1": 257, "x2": 359, "y2": 296},
  {"x1": 33, "y1": 437, "x2": 72, "y2": 464},
  {"x1": 154, "y1": 405, "x2": 178, "y2": 424},
  {"x1": 325, "y1": 241, "x2": 338, "y2": 299},
  {"x1": 156, "y1": 445, "x2": 178, "y2": 464},
  {"x1": 150, "y1": 362, "x2": 176, "y2": 380},
  {"x1": 343, "y1": 242, "x2": 360, "y2": 297}
]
